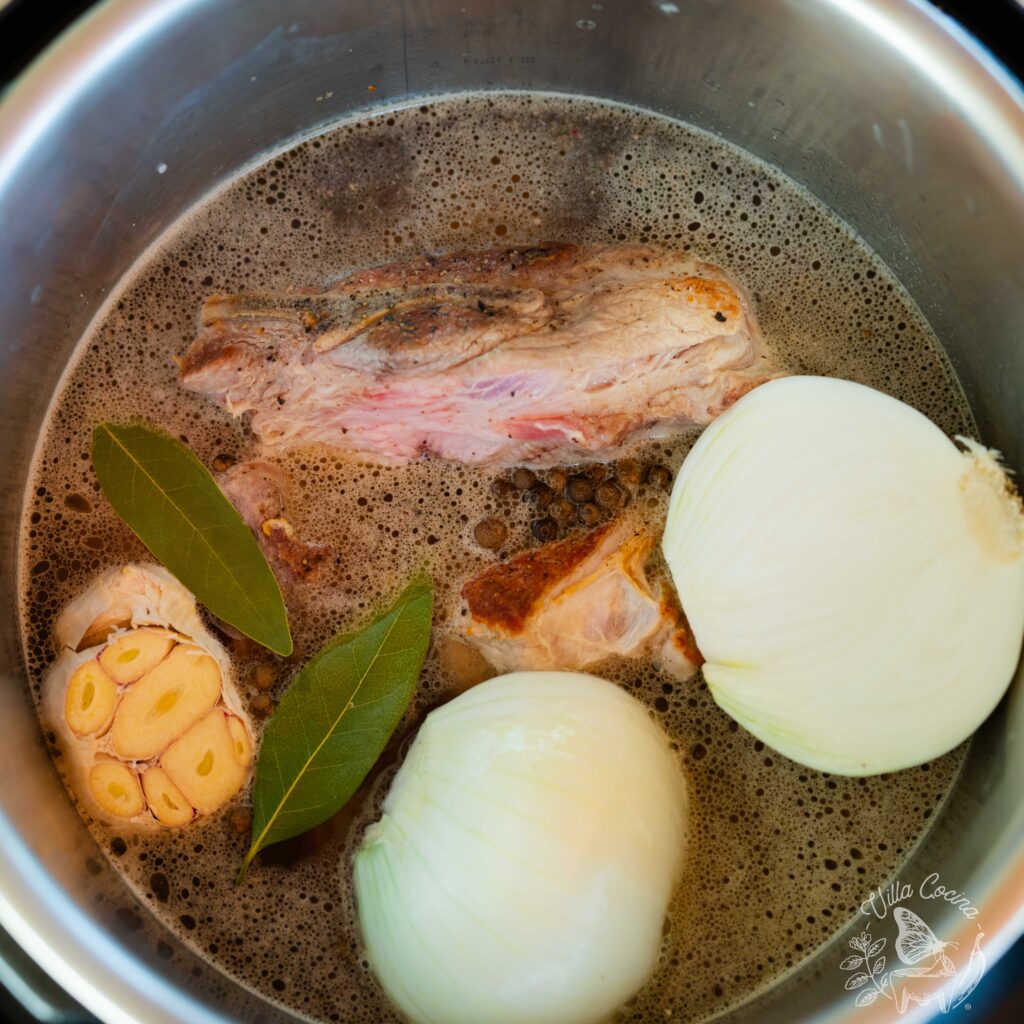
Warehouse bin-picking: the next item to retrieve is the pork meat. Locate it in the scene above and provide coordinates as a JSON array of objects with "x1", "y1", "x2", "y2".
[
  {"x1": 180, "y1": 243, "x2": 775, "y2": 466},
  {"x1": 219, "y1": 461, "x2": 332, "y2": 581},
  {"x1": 460, "y1": 517, "x2": 702, "y2": 680}
]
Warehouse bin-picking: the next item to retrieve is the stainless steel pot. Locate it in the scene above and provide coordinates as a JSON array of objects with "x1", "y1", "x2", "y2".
[{"x1": 1, "y1": 2, "x2": 1022, "y2": 1022}]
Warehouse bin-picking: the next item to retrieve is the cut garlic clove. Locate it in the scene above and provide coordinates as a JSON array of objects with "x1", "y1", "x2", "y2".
[
  {"x1": 64, "y1": 659, "x2": 119, "y2": 738},
  {"x1": 226, "y1": 715, "x2": 253, "y2": 767},
  {"x1": 78, "y1": 612, "x2": 131, "y2": 653},
  {"x1": 111, "y1": 645, "x2": 222, "y2": 761},
  {"x1": 99, "y1": 627, "x2": 176, "y2": 685},
  {"x1": 161, "y1": 710, "x2": 248, "y2": 815},
  {"x1": 142, "y1": 765, "x2": 195, "y2": 827},
  {"x1": 88, "y1": 761, "x2": 144, "y2": 818}
]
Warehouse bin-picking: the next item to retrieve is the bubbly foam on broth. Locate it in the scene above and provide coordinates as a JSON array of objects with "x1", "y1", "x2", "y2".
[{"x1": 19, "y1": 93, "x2": 971, "y2": 1023}]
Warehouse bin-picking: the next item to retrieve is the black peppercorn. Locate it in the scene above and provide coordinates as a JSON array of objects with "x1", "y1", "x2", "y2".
[
  {"x1": 594, "y1": 480, "x2": 624, "y2": 510},
  {"x1": 250, "y1": 664, "x2": 276, "y2": 691},
  {"x1": 250, "y1": 693, "x2": 274, "y2": 718},
  {"x1": 227, "y1": 807, "x2": 253, "y2": 836},
  {"x1": 530, "y1": 516, "x2": 558, "y2": 542},
  {"x1": 546, "y1": 468, "x2": 568, "y2": 493},
  {"x1": 490, "y1": 477, "x2": 516, "y2": 498},
  {"x1": 525, "y1": 482, "x2": 554, "y2": 509},
  {"x1": 550, "y1": 498, "x2": 575, "y2": 524},
  {"x1": 474, "y1": 517, "x2": 508, "y2": 550},
  {"x1": 646, "y1": 464, "x2": 672, "y2": 490},
  {"x1": 512, "y1": 467, "x2": 537, "y2": 490},
  {"x1": 566, "y1": 474, "x2": 594, "y2": 503}
]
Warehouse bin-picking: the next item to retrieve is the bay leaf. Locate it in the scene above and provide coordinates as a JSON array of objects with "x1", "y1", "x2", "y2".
[
  {"x1": 91, "y1": 421, "x2": 292, "y2": 655},
  {"x1": 239, "y1": 580, "x2": 433, "y2": 880}
]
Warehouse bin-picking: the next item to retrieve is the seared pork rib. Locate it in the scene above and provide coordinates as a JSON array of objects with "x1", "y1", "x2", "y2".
[
  {"x1": 180, "y1": 243, "x2": 775, "y2": 466},
  {"x1": 219, "y1": 461, "x2": 331, "y2": 581},
  {"x1": 461, "y1": 518, "x2": 701, "y2": 680}
]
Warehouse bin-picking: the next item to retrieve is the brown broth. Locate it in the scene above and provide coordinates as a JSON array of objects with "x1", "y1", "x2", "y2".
[{"x1": 18, "y1": 93, "x2": 972, "y2": 1023}]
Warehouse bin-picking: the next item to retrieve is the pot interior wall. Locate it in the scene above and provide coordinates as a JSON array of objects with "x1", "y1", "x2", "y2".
[{"x1": 1, "y1": 2, "x2": 1022, "y2": 1022}]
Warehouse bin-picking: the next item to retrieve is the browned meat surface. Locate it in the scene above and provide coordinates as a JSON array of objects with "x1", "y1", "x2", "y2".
[
  {"x1": 219, "y1": 461, "x2": 331, "y2": 581},
  {"x1": 180, "y1": 243, "x2": 776, "y2": 466},
  {"x1": 461, "y1": 518, "x2": 702, "y2": 679}
]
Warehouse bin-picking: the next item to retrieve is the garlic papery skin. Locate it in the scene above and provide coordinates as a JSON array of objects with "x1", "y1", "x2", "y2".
[
  {"x1": 353, "y1": 671, "x2": 687, "y2": 1024},
  {"x1": 663, "y1": 376, "x2": 1024, "y2": 777}
]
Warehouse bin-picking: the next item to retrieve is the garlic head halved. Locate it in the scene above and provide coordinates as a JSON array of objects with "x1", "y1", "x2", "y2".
[{"x1": 42, "y1": 564, "x2": 255, "y2": 827}]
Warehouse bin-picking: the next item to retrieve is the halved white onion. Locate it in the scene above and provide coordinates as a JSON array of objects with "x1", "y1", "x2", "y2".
[{"x1": 663, "y1": 376, "x2": 1024, "y2": 776}]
